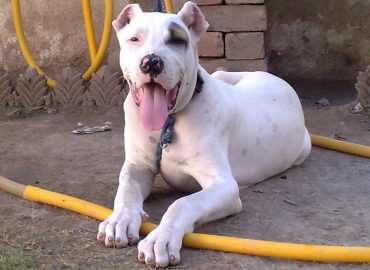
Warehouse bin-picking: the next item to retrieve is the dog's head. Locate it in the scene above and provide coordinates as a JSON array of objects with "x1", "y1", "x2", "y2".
[{"x1": 113, "y1": 1, "x2": 209, "y2": 131}]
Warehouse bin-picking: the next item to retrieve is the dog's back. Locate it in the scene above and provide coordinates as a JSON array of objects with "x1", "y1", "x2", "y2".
[{"x1": 211, "y1": 70, "x2": 311, "y2": 185}]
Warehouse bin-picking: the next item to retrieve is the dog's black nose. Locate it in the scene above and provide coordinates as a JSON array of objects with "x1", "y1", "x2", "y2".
[{"x1": 139, "y1": 54, "x2": 164, "y2": 77}]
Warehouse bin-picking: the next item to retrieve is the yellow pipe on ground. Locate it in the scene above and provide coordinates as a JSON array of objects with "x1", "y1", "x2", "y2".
[
  {"x1": 0, "y1": 175, "x2": 24, "y2": 197},
  {"x1": 1, "y1": 175, "x2": 370, "y2": 263},
  {"x1": 11, "y1": 0, "x2": 112, "y2": 88},
  {"x1": 311, "y1": 134, "x2": 370, "y2": 158}
]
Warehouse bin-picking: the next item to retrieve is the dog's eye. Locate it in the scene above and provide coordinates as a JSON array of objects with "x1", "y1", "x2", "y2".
[
  {"x1": 167, "y1": 37, "x2": 187, "y2": 47},
  {"x1": 129, "y1": 37, "x2": 139, "y2": 42}
]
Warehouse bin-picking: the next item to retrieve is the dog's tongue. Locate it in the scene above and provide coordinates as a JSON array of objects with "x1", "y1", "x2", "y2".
[{"x1": 139, "y1": 84, "x2": 168, "y2": 131}]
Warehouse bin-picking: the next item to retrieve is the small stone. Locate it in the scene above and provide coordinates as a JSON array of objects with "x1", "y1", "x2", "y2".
[
  {"x1": 351, "y1": 102, "x2": 363, "y2": 113},
  {"x1": 283, "y1": 199, "x2": 297, "y2": 206},
  {"x1": 315, "y1": 98, "x2": 330, "y2": 107}
]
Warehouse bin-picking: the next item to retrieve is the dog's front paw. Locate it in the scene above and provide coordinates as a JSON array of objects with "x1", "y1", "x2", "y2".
[
  {"x1": 137, "y1": 225, "x2": 183, "y2": 268},
  {"x1": 97, "y1": 208, "x2": 148, "y2": 248}
]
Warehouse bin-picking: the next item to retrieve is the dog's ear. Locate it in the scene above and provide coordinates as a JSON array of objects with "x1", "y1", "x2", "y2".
[
  {"x1": 112, "y1": 4, "x2": 143, "y2": 32},
  {"x1": 178, "y1": 1, "x2": 209, "y2": 39}
]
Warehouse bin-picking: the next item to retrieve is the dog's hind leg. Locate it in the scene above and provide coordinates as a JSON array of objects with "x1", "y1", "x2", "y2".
[{"x1": 293, "y1": 128, "x2": 312, "y2": 166}]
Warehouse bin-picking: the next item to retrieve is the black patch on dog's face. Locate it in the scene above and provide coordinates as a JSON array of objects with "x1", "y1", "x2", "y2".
[{"x1": 166, "y1": 22, "x2": 189, "y2": 48}]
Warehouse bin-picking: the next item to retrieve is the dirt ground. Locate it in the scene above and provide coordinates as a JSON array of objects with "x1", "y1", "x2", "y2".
[{"x1": 0, "y1": 87, "x2": 369, "y2": 269}]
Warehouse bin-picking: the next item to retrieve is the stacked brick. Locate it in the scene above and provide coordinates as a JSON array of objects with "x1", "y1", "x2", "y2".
[{"x1": 196, "y1": 0, "x2": 267, "y2": 73}]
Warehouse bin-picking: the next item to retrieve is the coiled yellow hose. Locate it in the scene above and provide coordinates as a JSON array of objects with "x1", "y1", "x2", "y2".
[{"x1": 11, "y1": 0, "x2": 112, "y2": 88}]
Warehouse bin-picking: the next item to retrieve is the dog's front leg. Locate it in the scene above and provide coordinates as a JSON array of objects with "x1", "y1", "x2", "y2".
[
  {"x1": 97, "y1": 164, "x2": 154, "y2": 248},
  {"x1": 137, "y1": 173, "x2": 242, "y2": 267}
]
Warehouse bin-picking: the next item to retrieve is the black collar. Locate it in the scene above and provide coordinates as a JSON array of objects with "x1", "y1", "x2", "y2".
[
  {"x1": 194, "y1": 69, "x2": 204, "y2": 95},
  {"x1": 155, "y1": 70, "x2": 204, "y2": 170}
]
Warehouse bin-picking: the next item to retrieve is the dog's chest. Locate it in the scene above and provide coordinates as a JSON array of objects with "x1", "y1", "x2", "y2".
[{"x1": 157, "y1": 130, "x2": 202, "y2": 192}]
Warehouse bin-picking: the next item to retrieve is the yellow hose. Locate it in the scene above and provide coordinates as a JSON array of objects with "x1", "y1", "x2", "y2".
[
  {"x1": 0, "y1": 175, "x2": 24, "y2": 197},
  {"x1": 81, "y1": 0, "x2": 98, "y2": 63},
  {"x1": 164, "y1": 0, "x2": 174, "y2": 13},
  {"x1": 11, "y1": 0, "x2": 54, "y2": 86},
  {"x1": 311, "y1": 134, "x2": 370, "y2": 158},
  {"x1": 11, "y1": 0, "x2": 112, "y2": 88},
  {"x1": 81, "y1": 0, "x2": 112, "y2": 82},
  {"x1": 0, "y1": 175, "x2": 370, "y2": 263}
]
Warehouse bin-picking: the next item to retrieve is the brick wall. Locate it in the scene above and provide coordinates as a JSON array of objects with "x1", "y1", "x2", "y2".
[{"x1": 195, "y1": 0, "x2": 267, "y2": 73}]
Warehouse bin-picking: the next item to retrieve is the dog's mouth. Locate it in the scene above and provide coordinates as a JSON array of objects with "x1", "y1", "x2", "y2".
[{"x1": 130, "y1": 81, "x2": 180, "y2": 131}]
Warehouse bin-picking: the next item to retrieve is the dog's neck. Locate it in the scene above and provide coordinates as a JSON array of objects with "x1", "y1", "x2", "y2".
[
  {"x1": 171, "y1": 66, "x2": 205, "y2": 114},
  {"x1": 155, "y1": 69, "x2": 204, "y2": 170}
]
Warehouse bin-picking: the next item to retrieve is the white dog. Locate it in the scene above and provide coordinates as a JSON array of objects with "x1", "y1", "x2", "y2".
[{"x1": 97, "y1": 2, "x2": 311, "y2": 267}]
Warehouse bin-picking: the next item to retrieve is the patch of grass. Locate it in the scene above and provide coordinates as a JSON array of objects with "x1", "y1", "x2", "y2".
[{"x1": 0, "y1": 243, "x2": 40, "y2": 270}]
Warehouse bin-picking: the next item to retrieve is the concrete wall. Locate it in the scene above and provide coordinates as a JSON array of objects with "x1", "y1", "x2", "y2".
[
  {"x1": 1, "y1": 0, "x2": 268, "y2": 78},
  {"x1": 1, "y1": 0, "x2": 369, "y2": 82},
  {"x1": 267, "y1": 0, "x2": 370, "y2": 81},
  {"x1": 0, "y1": 0, "x2": 128, "y2": 76},
  {"x1": 0, "y1": 0, "x2": 266, "y2": 77}
]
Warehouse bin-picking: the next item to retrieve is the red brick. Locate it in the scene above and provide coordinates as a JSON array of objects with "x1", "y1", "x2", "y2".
[
  {"x1": 195, "y1": 0, "x2": 224, "y2": 5},
  {"x1": 226, "y1": 0, "x2": 264, "y2": 4},
  {"x1": 198, "y1": 32, "x2": 224, "y2": 57},
  {"x1": 200, "y1": 5, "x2": 267, "y2": 32},
  {"x1": 200, "y1": 58, "x2": 267, "y2": 73},
  {"x1": 225, "y1": 32, "x2": 264, "y2": 59},
  {"x1": 173, "y1": 0, "x2": 222, "y2": 12}
]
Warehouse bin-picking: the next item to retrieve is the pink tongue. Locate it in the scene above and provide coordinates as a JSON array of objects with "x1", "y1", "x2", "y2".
[{"x1": 139, "y1": 84, "x2": 168, "y2": 131}]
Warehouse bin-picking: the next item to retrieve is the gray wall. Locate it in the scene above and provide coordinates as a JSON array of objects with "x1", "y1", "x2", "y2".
[
  {"x1": 0, "y1": 0, "x2": 128, "y2": 76},
  {"x1": 267, "y1": 0, "x2": 370, "y2": 81},
  {"x1": 1, "y1": 0, "x2": 369, "y2": 82}
]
